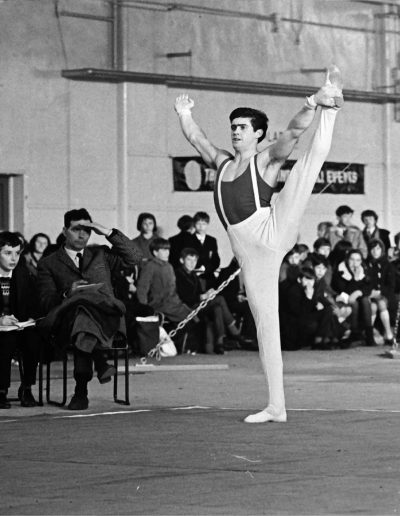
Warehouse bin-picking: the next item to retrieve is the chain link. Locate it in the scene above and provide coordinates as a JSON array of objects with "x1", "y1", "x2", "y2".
[{"x1": 146, "y1": 267, "x2": 242, "y2": 361}]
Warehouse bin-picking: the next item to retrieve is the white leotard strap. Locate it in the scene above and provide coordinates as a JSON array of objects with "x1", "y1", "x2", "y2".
[
  {"x1": 217, "y1": 160, "x2": 231, "y2": 228},
  {"x1": 249, "y1": 155, "x2": 261, "y2": 210}
]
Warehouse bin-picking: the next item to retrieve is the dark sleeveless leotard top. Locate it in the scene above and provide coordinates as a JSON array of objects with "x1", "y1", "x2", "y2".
[{"x1": 213, "y1": 154, "x2": 275, "y2": 230}]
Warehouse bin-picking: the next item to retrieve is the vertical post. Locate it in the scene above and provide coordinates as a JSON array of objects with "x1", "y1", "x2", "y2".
[
  {"x1": 378, "y1": 5, "x2": 394, "y2": 231},
  {"x1": 113, "y1": 0, "x2": 129, "y2": 233}
]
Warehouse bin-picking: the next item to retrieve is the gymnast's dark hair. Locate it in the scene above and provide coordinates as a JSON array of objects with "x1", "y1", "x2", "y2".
[{"x1": 229, "y1": 107, "x2": 269, "y2": 143}]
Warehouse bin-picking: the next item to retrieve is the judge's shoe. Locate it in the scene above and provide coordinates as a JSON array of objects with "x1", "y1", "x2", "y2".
[
  {"x1": 19, "y1": 387, "x2": 37, "y2": 407},
  {"x1": 67, "y1": 394, "x2": 89, "y2": 410},
  {"x1": 97, "y1": 364, "x2": 117, "y2": 384},
  {"x1": 0, "y1": 392, "x2": 11, "y2": 409}
]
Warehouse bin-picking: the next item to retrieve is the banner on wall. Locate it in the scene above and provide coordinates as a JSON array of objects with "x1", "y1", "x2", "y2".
[{"x1": 172, "y1": 157, "x2": 365, "y2": 194}]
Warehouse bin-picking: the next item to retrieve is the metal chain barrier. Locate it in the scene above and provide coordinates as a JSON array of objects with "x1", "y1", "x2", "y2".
[
  {"x1": 392, "y1": 296, "x2": 400, "y2": 351},
  {"x1": 145, "y1": 267, "x2": 242, "y2": 361}
]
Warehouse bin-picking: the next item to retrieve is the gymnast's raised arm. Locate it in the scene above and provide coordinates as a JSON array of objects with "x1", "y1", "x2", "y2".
[{"x1": 174, "y1": 94, "x2": 231, "y2": 169}]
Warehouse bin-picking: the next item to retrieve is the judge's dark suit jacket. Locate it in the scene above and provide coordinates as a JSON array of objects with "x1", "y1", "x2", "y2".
[{"x1": 37, "y1": 229, "x2": 142, "y2": 344}]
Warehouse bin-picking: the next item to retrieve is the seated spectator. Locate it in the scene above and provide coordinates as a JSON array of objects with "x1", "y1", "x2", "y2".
[
  {"x1": 113, "y1": 265, "x2": 155, "y2": 354},
  {"x1": 297, "y1": 243, "x2": 310, "y2": 264},
  {"x1": 175, "y1": 248, "x2": 245, "y2": 354},
  {"x1": 388, "y1": 231, "x2": 400, "y2": 262},
  {"x1": 0, "y1": 231, "x2": 41, "y2": 409},
  {"x1": 37, "y1": 208, "x2": 142, "y2": 410},
  {"x1": 313, "y1": 237, "x2": 332, "y2": 259},
  {"x1": 328, "y1": 240, "x2": 353, "y2": 270},
  {"x1": 279, "y1": 267, "x2": 336, "y2": 350},
  {"x1": 311, "y1": 254, "x2": 352, "y2": 347},
  {"x1": 168, "y1": 214, "x2": 195, "y2": 269},
  {"x1": 24, "y1": 232, "x2": 51, "y2": 276},
  {"x1": 136, "y1": 238, "x2": 191, "y2": 322},
  {"x1": 43, "y1": 232, "x2": 66, "y2": 258},
  {"x1": 132, "y1": 212, "x2": 158, "y2": 266},
  {"x1": 190, "y1": 211, "x2": 220, "y2": 289},
  {"x1": 137, "y1": 238, "x2": 208, "y2": 353},
  {"x1": 317, "y1": 221, "x2": 333, "y2": 239},
  {"x1": 366, "y1": 238, "x2": 395, "y2": 344},
  {"x1": 216, "y1": 257, "x2": 257, "y2": 348},
  {"x1": 328, "y1": 205, "x2": 367, "y2": 258},
  {"x1": 361, "y1": 209, "x2": 391, "y2": 252},
  {"x1": 331, "y1": 249, "x2": 376, "y2": 346},
  {"x1": 279, "y1": 245, "x2": 301, "y2": 286},
  {"x1": 305, "y1": 237, "x2": 333, "y2": 285}
]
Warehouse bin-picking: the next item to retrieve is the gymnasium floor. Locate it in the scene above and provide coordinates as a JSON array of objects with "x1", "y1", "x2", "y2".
[{"x1": 2, "y1": 347, "x2": 400, "y2": 515}]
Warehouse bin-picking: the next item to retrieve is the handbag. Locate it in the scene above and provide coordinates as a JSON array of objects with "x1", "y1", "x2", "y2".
[{"x1": 158, "y1": 326, "x2": 177, "y2": 357}]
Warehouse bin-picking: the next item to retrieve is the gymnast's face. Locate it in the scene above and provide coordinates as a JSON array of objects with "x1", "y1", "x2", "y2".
[{"x1": 230, "y1": 117, "x2": 261, "y2": 149}]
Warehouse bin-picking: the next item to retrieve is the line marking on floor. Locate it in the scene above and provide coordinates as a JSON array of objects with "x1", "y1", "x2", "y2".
[{"x1": 53, "y1": 405, "x2": 400, "y2": 419}]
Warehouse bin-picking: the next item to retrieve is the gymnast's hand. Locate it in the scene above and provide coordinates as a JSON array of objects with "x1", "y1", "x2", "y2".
[{"x1": 175, "y1": 94, "x2": 194, "y2": 116}]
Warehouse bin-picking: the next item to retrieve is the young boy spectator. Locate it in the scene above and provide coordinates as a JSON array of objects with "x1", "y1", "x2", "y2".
[
  {"x1": 0, "y1": 231, "x2": 41, "y2": 409},
  {"x1": 328, "y1": 205, "x2": 367, "y2": 258},
  {"x1": 168, "y1": 214, "x2": 195, "y2": 269},
  {"x1": 304, "y1": 237, "x2": 333, "y2": 285},
  {"x1": 136, "y1": 238, "x2": 191, "y2": 322},
  {"x1": 279, "y1": 267, "x2": 334, "y2": 350},
  {"x1": 190, "y1": 211, "x2": 220, "y2": 289},
  {"x1": 361, "y1": 210, "x2": 391, "y2": 252},
  {"x1": 175, "y1": 248, "x2": 244, "y2": 354}
]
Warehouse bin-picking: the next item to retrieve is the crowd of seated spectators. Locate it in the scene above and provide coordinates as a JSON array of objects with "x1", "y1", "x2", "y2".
[
  {"x1": 1, "y1": 202, "x2": 399, "y2": 410},
  {"x1": 279, "y1": 204, "x2": 399, "y2": 350}
]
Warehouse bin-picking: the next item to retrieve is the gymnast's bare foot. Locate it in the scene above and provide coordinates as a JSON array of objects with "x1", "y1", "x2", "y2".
[
  {"x1": 313, "y1": 65, "x2": 344, "y2": 108},
  {"x1": 244, "y1": 406, "x2": 287, "y2": 423}
]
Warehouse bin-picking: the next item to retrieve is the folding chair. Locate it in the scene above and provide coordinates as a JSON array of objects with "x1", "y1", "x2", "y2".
[{"x1": 38, "y1": 336, "x2": 130, "y2": 407}]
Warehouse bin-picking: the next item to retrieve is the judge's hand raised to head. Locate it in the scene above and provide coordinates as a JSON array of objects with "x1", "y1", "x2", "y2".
[
  {"x1": 174, "y1": 94, "x2": 194, "y2": 115},
  {"x1": 80, "y1": 221, "x2": 112, "y2": 237}
]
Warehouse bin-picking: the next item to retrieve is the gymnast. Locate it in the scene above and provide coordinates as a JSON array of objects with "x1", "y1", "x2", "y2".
[{"x1": 174, "y1": 66, "x2": 343, "y2": 423}]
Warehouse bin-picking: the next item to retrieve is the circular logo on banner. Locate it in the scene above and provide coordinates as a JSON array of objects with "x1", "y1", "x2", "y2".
[{"x1": 184, "y1": 160, "x2": 202, "y2": 191}]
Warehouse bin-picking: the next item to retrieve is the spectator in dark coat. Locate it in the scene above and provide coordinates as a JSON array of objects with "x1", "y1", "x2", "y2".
[
  {"x1": 131, "y1": 212, "x2": 158, "y2": 267},
  {"x1": 366, "y1": 238, "x2": 395, "y2": 344},
  {"x1": 279, "y1": 267, "x2": 335, "y2": 350},
  {"x1": 168, "y1": 214, "x2": 195, "y2": 269},
  {"x1": 175, "y1": 248, "x2": 244, "y2": 354},
  {"x1": 361, "y1": 209, "x2": 391, "y2": 252},
  {"x1": 190, "y1": 211, "x2": 220, "y2": 289},
  {"x1": 0, "y1": 231, "x2": 41, "y2": 409},
  {"x1": 136, "y1": 238, "x2": 191, "y2": 322}
]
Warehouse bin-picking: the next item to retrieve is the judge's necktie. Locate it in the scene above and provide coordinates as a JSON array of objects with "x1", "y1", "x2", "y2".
[{"x1": 76, "y1": 252, "x2": 83, "y2": 272}]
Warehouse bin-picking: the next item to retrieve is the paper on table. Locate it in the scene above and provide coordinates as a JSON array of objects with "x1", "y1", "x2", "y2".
[{"x1": 0, "y1": 319, "x2": 38, "y2": 332}]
